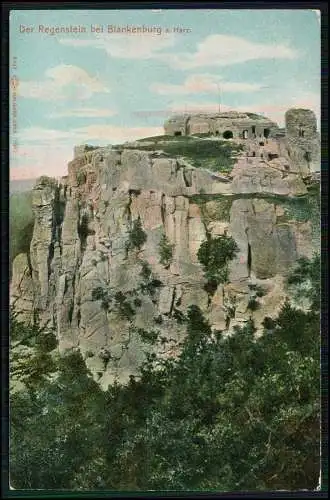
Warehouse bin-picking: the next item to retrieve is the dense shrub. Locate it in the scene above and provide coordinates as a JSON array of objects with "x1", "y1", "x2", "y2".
[
  {"x1": 134, "y1": 137, "x2": 243, "y2": 173},
  {"x1": 158, "y1": 233, "x2": 174, "y2": 268},
  {"x1": 10, "y1": 255, "x2": 321, "y2": 491},
  {"x1": 128, "y1": 218, "x2": 147, "y2": 250},
  {"x1": 197, "y1": 234, "x2": 239, "y2": 287}
]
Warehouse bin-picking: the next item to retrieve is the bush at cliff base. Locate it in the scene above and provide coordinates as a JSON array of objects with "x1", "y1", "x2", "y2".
[{"x1": 10, "y1": 255, "x2": 320, "y2": 491}]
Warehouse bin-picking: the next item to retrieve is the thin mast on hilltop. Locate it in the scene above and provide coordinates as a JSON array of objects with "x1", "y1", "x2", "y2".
[{"x1": 216, "y1": 83, "x2": 221, "y2": 113}]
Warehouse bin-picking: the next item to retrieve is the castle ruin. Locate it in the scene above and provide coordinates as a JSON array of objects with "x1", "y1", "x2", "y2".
[{"x1": 163, "y1": 109, "x2": 320, "y2": 175}]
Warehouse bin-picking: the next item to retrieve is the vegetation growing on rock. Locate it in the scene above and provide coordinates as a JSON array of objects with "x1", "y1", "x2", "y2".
[
  {"x1": 197, "y1": 234, "x2": 239, "y2": 287},
  {"x1": 135, "y1": 136, "x2": 243, "y2": 173},
  {"x1": 9, "y1": 254, "x2": 320, "y2": 491},
  {"x1": 158, "y1": 233, "x2": 174, "y2": 268},
  {"x1": 128, "y1": 217, "x2": 147, "y2": 250}
]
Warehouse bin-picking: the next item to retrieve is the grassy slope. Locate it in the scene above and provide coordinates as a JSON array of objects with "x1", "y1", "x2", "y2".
[{"x1": 134, "y1": 135, "x2": 244, "y2": 173}]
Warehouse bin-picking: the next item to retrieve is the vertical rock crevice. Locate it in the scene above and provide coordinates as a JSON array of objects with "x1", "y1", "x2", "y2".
[{"x1": 247, "y1": 243, "x2": 252, "y2": 278}]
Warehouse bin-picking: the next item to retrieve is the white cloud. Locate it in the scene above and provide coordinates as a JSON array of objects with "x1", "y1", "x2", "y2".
[
  {"x1": 17, "y1": 124, "x2": 163, "y2": 145},
  {"x1": 167, "y1": 101, "x2": 234, "y2": 114},
  {"x1": 49, "y1": 108, "x2": 117, "y2": 118},
  {"x1": 255, "y1": 90, "x2": 321, "y2": 127},
  {"x1": 164, "y1": 34, "x2": 298, "y2": 69},
  {"x1": 11, "y1": 123, "x2": 163, "y2": 180},
  {"x1": 73, "y1": 124, "x2": 163, "y2": 143},
  {"x1": 17, "y1": 127, "x2": 81, "y2": 142},
  {"x1": 59, "y1": 32, "x2": 297, "y2": 69},
  {"x1": 59, "y1": 32, "x2": 175, "y2": 60},
  {"x1": 10, "y1": 143, "x2": 74, "y2": 180},
  {"x1": 150, "y1": 74, "x2": 263, "y2": 95},
  {"x1": 18, "y1": 64, "x2": 110, "y2": 101}
]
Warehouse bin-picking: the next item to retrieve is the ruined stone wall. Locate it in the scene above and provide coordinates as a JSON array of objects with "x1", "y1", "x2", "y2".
[
  {"x1": 164, "y1": 112, "x2": 278, "y2": 139},
  {"x1": 164, "y1": 116, "x2": 189, "y2": 136},
  {"x1": 285, "y1": 108, "x2": 320, "y2": 175}
]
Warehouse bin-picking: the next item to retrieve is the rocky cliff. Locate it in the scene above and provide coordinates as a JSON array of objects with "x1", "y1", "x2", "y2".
[{"x1": 10, "y1": 138, "x2": 320, "y2": 388}]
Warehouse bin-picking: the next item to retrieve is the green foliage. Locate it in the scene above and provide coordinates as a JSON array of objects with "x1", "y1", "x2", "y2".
[
  {"x1": 189, "y1": 195, "x2": 233, "y2": 224},
  {"x1": 247, "y1": 297, "x2": 260, "y2": 311},
  {"x1": 140, "y1": 261, "x2": 152, "y2": 281},
  {"x1": 10, "y1": 256, "x2": 320, "y2": 491},
  {"x1": 198, "y1": 234, "x2": 239, "y2": 287},
  {"x1": 172, "y1": 308, "x2": 186, "y2": 324},
  {"x1": 85, "y1": 144, "x2": 97, "y2": 152},
  {"x1": 135, "y1": 328, "x2": 159, "y2": 345},
  {"x1": 191, "y1": 132, "x2": 212, "y2": 138},
  {"x1": 262, "y1": 316, "x2": 276, "y2": 331},
  {"x1": 91, "y1": 286, "x2": 106, "y2": 302},
  {"x1": 128, "y1": 217, "x2": 147, "y2": 250},
  {"x1": 114, "y1": 291, "x2": 135, "y2": 320},
  {"x1": 78, "y1": 213, "x2": 90, "y2": 246},
  {"x1": 139, "y1": 261, "x2": 162, "y2": 297},
  {"x1": 158, "y1": 233, "x2": 174, "y2": 268},
  {"x1": 91, "y1": 286, "x2": 111, "y2": 311},
  {"x1": 10, "y1": 309, "x2": 58, "y2": 392},
  {"x1": 245, "y1": 112, "x2": 263, "y2": 120},
  {"x1": 248, "y1": 283, "x2": 266, "y2": 298},
  {"x1": 287, "y1": 253, "x2": 320, "y2": 311},
  {"x1": 10, "y1": 191, "x2": 34, "y2": 274},
  {"x1": 134, "y1": 137, "x2": 243, "y2": 173},
  {"x1": 10, "y1": 349, "x2": 107, "y2": 490}
]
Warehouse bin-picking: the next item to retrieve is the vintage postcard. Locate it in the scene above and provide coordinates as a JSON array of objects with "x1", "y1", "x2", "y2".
[{"x1": 8, "y1": 7, "x2": 322, "y2": 493}]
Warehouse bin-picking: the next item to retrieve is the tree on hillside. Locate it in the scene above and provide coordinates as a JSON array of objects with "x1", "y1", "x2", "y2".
[{"x1": 9, "y1": 254, "x2": 320, "y2": 491}]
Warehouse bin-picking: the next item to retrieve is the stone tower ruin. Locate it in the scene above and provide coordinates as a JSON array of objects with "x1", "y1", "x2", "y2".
[{"x1": 285, "y1": 108, "x2": 320, "y2": 175}]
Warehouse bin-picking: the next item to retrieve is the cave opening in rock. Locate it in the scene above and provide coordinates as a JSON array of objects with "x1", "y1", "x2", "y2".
[
  {"x1": 242, "y1": 130, "x2": 249, "y2": 139},
  {"x1": 223, "y1": 130, "x2": 233, "y2": 139},
  {"x1": 247, "y1": 243, "x2": 252, "y2": 277},
  {"x1": 174, "y1": 131, "x2": 182, "y2": 136},
  {"x1": 264, "y1": 128, "x2": 270, "y2": 138}
]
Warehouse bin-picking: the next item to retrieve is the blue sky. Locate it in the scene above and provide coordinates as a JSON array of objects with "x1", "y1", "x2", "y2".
[{"x1": 10, "y1": 8, "x2": 320, "y2": 179}]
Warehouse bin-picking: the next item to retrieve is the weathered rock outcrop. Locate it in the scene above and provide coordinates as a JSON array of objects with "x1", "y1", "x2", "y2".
[{"x1": 10, "y1": 142, "x2": 319, "y2": 388}]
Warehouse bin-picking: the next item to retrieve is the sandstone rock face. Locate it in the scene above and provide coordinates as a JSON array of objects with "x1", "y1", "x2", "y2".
[{"x1": 10, "y1": 144, "x2": 319, "y2": 388}]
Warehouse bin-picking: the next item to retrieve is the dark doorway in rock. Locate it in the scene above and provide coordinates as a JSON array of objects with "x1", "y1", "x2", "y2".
[
  {"x1": 174, "y1": 131, "x2": 182, "y2": 136},
  {"x1": 299, "y1": 128, "x2": 305, "y2": 138},
  {"x1": 215, "y1": 130, "x2": 219, "y2": 136},
  {"x1": 223, "y1": 130, "x2": 233, "y2": 139},
  {"x1": 252, "y1": 151, "x2": 256, "y2": 157},
  {"x1": 268, "y1": 153, "x2": 279, "y2": 160},
  {"x1": 252, "y1": 126, "x2": 256, "y2": 135},
  {"x1": 247, "y1": 243, "x2": 252, "y2": 277},
  {"x1": 304, "y1": 151, "x2": 312, "y2": 162},
  {"x1": 242, "y1": 130, "x2": 249, "y2": 139},
  {"x1": 264, "y1": 128, "x2": 270, "y2": 138}
]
